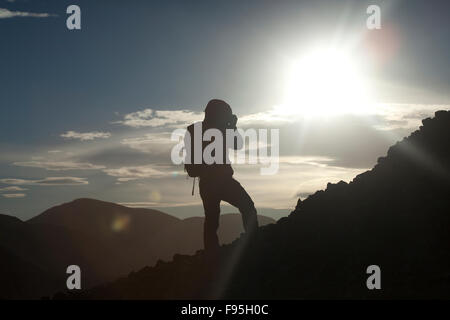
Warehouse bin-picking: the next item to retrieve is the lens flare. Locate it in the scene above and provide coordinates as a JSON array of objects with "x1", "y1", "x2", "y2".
[
  {"x1": 150, "y1": 190, "x2": 162, "y2": 202},
  {"x1": 111, "y1": 215, "x2": 131, "y2": 232}
]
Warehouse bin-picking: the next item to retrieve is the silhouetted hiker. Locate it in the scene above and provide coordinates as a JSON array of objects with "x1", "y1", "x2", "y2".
[{"x1": 184, "y1": 99, "x2": 259, "y2": 253}]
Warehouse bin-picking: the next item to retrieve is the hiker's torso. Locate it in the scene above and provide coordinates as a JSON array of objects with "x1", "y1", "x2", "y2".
[{"x1": 200, "y1": 120, "x2": 234, "y2": 179}]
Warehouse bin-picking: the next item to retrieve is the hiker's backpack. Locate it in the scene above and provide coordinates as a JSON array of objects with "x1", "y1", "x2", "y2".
[{"x1": 184, "y1": 122, "x2": 205, "y2": 178}]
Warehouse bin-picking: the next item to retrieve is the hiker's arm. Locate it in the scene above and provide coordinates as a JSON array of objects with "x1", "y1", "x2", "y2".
[
  {"x1": 232, "y1": 127, "x2": 243, "y2": 150},
  {"x1": 230, "y1": 115, "x2": 243, "y2": 150}
]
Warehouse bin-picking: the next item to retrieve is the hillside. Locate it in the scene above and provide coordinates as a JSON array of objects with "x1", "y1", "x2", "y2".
[
  {"x1": 0, "y1": 199, "x2": 275, "y2": 299},
  {"x1": 0, "y1": 245, "x2": 59, "y2": 300},
  {"x1": 65, "y1": 110, "x2": 450, "y2": 299}
]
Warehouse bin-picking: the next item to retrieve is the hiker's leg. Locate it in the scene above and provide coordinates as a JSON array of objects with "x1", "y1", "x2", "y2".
[
  {"x1": 203, "y1": 201, "x2": 220, "y2": 251},
  {"x1": 222, "y1": 178, "x2": 258, "y2": 233},
  {"x1": 199, "y1": 179, "x2": 221, "y2": 251}
]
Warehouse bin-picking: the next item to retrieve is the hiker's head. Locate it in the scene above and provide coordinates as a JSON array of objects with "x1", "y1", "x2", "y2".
[{"x1": 204, "y1": 99, "x2": 236, "y2": 128}]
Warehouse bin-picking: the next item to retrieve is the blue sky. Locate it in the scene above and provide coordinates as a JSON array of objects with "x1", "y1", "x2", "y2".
[{"x1": 1, "y1": 0, "x2": 449, "y2": 220}]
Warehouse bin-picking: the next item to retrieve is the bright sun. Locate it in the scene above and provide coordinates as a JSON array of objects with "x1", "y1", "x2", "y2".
[{"x1": 278, "y1": 46, "x2": 373, "y2": 117}]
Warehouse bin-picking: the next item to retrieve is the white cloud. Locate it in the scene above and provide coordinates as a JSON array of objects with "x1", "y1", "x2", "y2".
[
  {"x1": 121, "y1": 133, "x2": 174, "y2": 153},
  {"x1": 239, "y1": 103, "x2": 448, "y2": 130},
  {"x1": 118, "y1": 201, "x2": 161, "y2": 208},
  {"x1": 117, "y1": 109, "x2": 202, "y2": 128},
  {"x1": 35, "y1": 177, "x2": 89, "y2": 185},
  {"x1": 0, "y1": 177, "x2": 88, "y2": 186},
  {"x1": 61, "y1": 131, "x2": 111, "y2": 141},
  {"x1": 239, "y1": 109, "x2": 297, "y2": 126},
  {"x1": 103, "y1": 165, "x2": 167, "y2": 181},
  {"x1": 0, "y1": 8, "x2": 57, "y2": 19},
  {"x1": 13, "y1": 161, "x2": 105, "y2": 171},
  {"x1": 0, "y1": 186, "x2": 27, "y2": 192},
  {"x1": 0, "y1": 179, "x2": 32, "y2": 185},
  {"x1": 2, "y1": 193, "x2": 26, "y2": 198},
  {"x1": 371, "y1": 103, "x2": 448, "y2": 130},
  {"x1": 118, "y1": 201, "x2": 195, "y2": 208},
  {"x1": 277, "y1": 156, "x2": 335, "y2": 166}
]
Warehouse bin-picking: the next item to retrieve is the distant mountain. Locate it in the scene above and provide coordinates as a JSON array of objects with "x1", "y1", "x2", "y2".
[
  {"x1": 154, "y1": 204, "x2": 289, "y2": 220},
  {"x1": 69, "y1": 110, "x2": 450, "y2": 299},
  {"x1": 0, "y1": 199, "x2": 275, "y2": 299}
]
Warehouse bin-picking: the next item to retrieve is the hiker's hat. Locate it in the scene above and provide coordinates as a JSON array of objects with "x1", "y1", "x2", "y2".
[{"x1": 204, "y1": 99, "x2": 232, "y2": 120}]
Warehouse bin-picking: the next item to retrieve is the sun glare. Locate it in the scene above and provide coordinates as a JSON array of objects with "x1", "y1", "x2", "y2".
[{"x1": 278, "y1": 46, "x2": 373, "y2": 117}]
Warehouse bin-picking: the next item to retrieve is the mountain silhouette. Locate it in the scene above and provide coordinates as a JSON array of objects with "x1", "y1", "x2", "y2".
[
  {"x1": 0, "y1": 199, "x2": 275, "y2": 299},
  {"x1": 60, "y1": 110, "x2": 450, "y2": 299}
]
